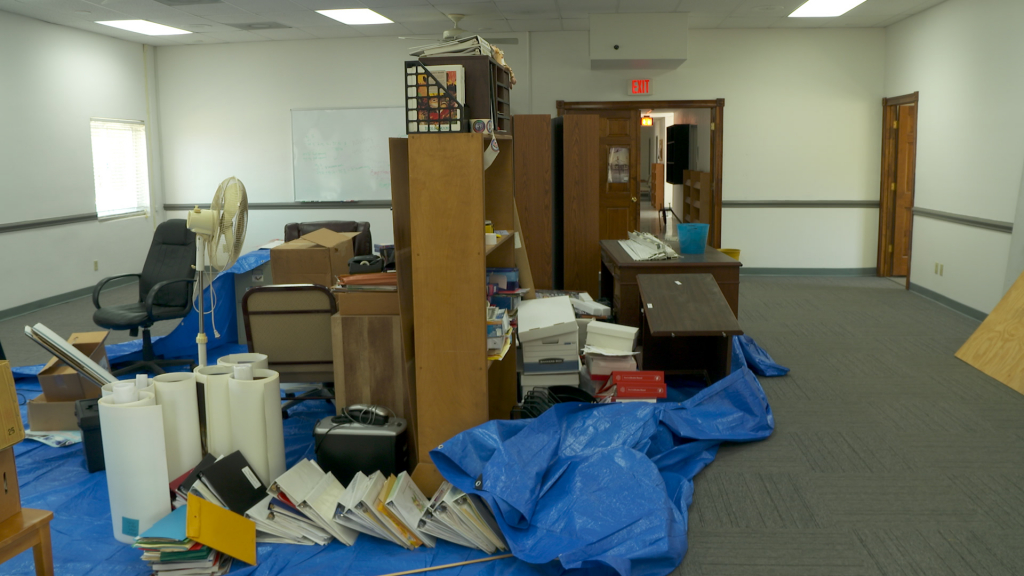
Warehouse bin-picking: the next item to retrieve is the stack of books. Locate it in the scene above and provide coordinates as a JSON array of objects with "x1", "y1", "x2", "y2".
[
  {"x1": 612, "y1": 371, "x2": 667, "y2": 403},
  {"x1": 419, "y1": 481, "x2": 508, "y2": 553},
  {"x1": 409, "y1": 35, "x2": 492, "y2": 58},
  {"x1": 133, "y1": 504, "x2": 232, "y2": 575},
  {"x1": 517, "y1": 296, "x2": 581, "y2": 391}
]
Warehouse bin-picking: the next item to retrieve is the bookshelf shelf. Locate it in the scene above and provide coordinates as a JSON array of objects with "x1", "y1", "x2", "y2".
[{"x1": 485, "y1": 232, "x2": 512, "y2": 256}]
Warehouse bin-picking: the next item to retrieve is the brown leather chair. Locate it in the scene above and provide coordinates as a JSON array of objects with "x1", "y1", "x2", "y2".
[{"x1": 283, "y1": 221, "x2": 372, "y2": 256}]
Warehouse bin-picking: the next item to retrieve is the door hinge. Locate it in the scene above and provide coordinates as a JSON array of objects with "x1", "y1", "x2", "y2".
[
  {"x1": 889, "y1": 244, "x2": 893, "y2": 253},
  {"x1": 891, "y1": 182, "x2": 896, "y2": 192},
  {"x1": 711, "y1": 122, "x2": 715, "y2": 130},
  {"x1": 893, "y1": 120, "x2": 898, "y2": 129}
]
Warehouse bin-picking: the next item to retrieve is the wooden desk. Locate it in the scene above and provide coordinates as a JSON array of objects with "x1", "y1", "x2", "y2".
[
  {"x1": 638, "y1": 274, "x2": 743, "y2": 383},
  {"x1": 600, "y1": 240, "x2": 741, "y2": 328},
  {"x1": 0, "y1": 509, "x2": 54, "y2": 576}
]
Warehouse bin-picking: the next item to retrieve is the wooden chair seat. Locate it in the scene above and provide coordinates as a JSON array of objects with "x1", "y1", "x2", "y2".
[{"x1": 0, "y1": 509, "x2": 54, "y2": 576}]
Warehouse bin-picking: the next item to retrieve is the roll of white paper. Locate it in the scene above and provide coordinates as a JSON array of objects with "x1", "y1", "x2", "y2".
[
  {"x1": 194, "y1": 365, "x2": 234, "y2": 458},
  {"x1": 233, "y1": 364, "x2": 253, "y2": 381},
  {"x1": 136, "y1": 374, "x2": 149, "y2": 389},
  {"x1": 112, "y1": 382, "x2": 138, "y2": 404},
  {"x1": 104, "y1": 379, "x2": 152, "y2": 398},
  {"x1": 229, "y1": 368, "x2": 285, "y2": 486},
  {"x1": 152, "y1": 372, "x2": 203, "y2": 481},
  {"x1": 218, "y1": 353, "x2": 269, "y2": 371},
  {"x1": 98, "y1": 391, "x2": 170, "y2": 544}
]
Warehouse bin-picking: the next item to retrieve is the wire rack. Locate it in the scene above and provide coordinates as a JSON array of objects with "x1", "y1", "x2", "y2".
[{"x1": 404, "y1": 61, "x2": 467, "y2": 134}]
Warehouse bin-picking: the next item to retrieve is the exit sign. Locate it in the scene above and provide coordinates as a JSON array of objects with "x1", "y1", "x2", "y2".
[{"x1": 629, "y1": 79, "x2": 652, "y2": 96}]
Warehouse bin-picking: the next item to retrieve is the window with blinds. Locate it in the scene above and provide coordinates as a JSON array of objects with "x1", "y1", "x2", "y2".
[{"x1": 90, "y1": 119, "x2": 150, "y2": 219}]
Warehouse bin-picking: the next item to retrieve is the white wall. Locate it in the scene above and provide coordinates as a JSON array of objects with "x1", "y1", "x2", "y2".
[
  {"x1": 155, "y1": 34, "x2": 531, "y2": 252},
  {"x1": 0, "y1": 10, "x2": 158, "y2": 311},
  {"x1": 886, "y1": 0, "x2": 1024, "y2": 312},
  {"x1": 531, "y1": 29, "x2": 886, "y2": 268}
]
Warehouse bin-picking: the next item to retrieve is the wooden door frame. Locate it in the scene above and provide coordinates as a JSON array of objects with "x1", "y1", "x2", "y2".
[
  {"x1": 557, "y1": 99, "x2": 726, "y2": 247},
  {"x1": 876, "y1": 91, "x2": 919, "y2": 289}
]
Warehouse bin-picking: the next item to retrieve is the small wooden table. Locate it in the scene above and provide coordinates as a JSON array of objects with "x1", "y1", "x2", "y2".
[
  {"x1": 0, "y1": 509, "x2": 54, "y2": 576},
  {"x1": 638, "y1": 274, "x2": 744, "y2": 384},
  {"x1": 600, "y1": 240, "x2": 741, "y2": 328}
]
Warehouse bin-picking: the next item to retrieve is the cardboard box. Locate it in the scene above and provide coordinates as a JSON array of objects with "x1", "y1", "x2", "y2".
[
  {"x1": 0, "y1": 447, "x2": 20, "y2": 524},
  {"x1": 37, "y1": 331, "x2": 109, "y2": 402},
  {"x1": 27, "y1": 394, "x2": 79, "y2": 432},
  {"x1": 518, "y1": 296, "x2": 578, "y2": 344},
  {"x1": 333, "y1": 291, "x2": 400, "y2": 316},
  {"x1": 586, "y1": 321, "x2": 638, "y2": 354},
  {"x1": 0, "y1": 361, "x2": 25, "y2": 450},
  {"x1": 270, "y1": 229, "x2": 358, "y2": 287}
]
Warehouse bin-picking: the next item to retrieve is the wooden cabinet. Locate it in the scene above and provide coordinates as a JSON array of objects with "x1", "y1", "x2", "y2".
[
  {"x1": 389, "y1": 133, "x2": 520, "y2": 494},
  {"x1": 679, "y1": 169, "x2": 712, "y2": 225},
  {"x1": 651, "y1": 163, "x2": 664, "y2": 211}
]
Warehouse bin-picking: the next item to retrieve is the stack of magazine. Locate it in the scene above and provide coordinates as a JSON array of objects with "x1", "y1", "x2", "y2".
[
  {"x1": 133, "y1": 506, "x2": 232, "y2": 575},
  {"x1": 409, "y1": 35, "x2": 493, "y2": 58}
]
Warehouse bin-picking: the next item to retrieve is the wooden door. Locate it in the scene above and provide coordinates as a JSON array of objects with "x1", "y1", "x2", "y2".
[
  {"x1": 563, "y1": 114, "x2": 601, "y2": 298},
  {"x1": 892, "y1": 104, "x2": 916, "y2": 276},
  {"x1": 597, "y1": 109, "x2": 641, "y2": 240}
]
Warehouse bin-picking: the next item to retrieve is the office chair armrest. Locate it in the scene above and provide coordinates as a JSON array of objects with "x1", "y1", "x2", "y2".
[
  {"x1": 93, "y1": 273, "x2": 143, "y2": 310},
  {"x1": 144, "y1": 278, "x2": 197, "y2": 319}
]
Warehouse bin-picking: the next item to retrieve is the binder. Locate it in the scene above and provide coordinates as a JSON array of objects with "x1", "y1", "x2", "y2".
[
  {"x1": 197, "y1": 450, "x2": 266, "y2": 515},
  {"x1": 186, "y1": 493, "x2": 257, "y2": 566}
]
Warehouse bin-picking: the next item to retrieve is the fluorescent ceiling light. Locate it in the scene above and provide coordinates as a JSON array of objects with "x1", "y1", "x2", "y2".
[
  {"x1": 316, "y1": 9, "x2": 393, "y2": 25},
  {"x1": 789, "y1": 0, "x2": 868, "y2": 17},
  {"x1": 96, "y1": 20, "x2": 191, "y2": 35}
]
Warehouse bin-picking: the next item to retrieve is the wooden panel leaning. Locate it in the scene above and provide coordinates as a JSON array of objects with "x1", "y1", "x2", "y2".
[
  {"x1": 512, "y1": 115, "x2": 553, "y2": 290},
  {"x1": 563, "y1": 114, "x2": 601, "y2": 298},
  {"x1": 956, "y1": 270, "x2": 1024, "y2": 394}
]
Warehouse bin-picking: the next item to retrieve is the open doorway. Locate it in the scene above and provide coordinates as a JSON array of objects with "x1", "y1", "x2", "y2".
[{"x1": 877, "y1": 92, "x2": 919, "y2": 288}]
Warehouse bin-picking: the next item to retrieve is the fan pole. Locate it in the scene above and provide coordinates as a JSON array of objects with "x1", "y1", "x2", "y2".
[{"x1": 195, "y1": 236, "x2": 208, "y2": 367}]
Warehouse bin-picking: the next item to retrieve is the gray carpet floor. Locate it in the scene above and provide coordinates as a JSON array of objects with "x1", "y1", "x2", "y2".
[
  {"x1": 0, "y1": 283, "x2": 176, "y2": 367},
  {"x1": 673, "y1": 276, "x2": 1024, "y2": 576}
]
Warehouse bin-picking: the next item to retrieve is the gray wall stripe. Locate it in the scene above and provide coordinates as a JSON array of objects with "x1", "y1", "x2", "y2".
[
  {"x1": 913, "y1": 207, "x2": 1013, "y2": 233},
  {"x1": 164, "y1": 201, "x2": 392, "y2": 211},
  {"x1": 0, "y1": 213, "x2": 97, "y2": 235},
  {"x1": 722, "y1": 200, "x2": 879, "y2": 208}
]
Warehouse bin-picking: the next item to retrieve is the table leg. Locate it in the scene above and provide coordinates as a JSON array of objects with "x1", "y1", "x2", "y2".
[{"x1": 32, "y1": 524, "x2": 53, "y2": 576}]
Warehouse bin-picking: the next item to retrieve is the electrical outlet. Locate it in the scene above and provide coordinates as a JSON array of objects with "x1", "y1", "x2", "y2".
[{"x1": 93, "y1": 260, "x2": 98, "y2": 271}]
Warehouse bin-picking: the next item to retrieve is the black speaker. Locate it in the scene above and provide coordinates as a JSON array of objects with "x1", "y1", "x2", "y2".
[{"x1": 313, "y1": 416, "x2": 409, "y2": 486}]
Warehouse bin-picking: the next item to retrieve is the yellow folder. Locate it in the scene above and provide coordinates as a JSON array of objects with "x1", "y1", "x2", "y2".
[{"x1": 186, "y1": 493, "x2": 257, "y2": 566}]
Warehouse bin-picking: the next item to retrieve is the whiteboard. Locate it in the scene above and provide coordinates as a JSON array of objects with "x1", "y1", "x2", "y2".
[{"x1": 291, "y1": 107, "x2": 406, "y2": 202}]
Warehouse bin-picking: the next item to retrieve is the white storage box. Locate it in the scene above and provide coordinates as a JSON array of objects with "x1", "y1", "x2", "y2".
[
  {"x1": 586, "y1": 354, "x2": 637, "y2": 376},
  {"x1": 518, "y1": 297, "x2": 578, "y2": 344},
  {"x1": 586, "y1": 321, "x2": 638, "y2": 353},
  {"x1": 522, "y1": 364, "x2": 582, "y2": 391}
]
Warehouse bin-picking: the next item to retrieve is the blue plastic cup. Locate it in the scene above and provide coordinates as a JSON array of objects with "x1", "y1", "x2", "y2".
[{"x1": 677, "y1": 223, "x2": 709, "y2": 254}]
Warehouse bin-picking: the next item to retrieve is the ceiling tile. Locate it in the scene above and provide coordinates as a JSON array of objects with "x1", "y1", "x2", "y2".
[
  {"x1": 288, "y1": 0, "x2": 366, "y2": 9},
  {"x1": 222, "y1": 0, "x2": 307, "y2": 14},
  {"x1": 676, "y1": 0, "x2": 743, "y2": 13},
  {"x1": 147, "y1": 17, "x2": 239, "y2": 32},
  {"x1": 430, "y1": 2, "x2": 500, "y2": 15},
  {"x1": 684, "y1": 11, "x2": 728, "y2": 27},
  {"x1": 373, "y1": 5, "x2": 447, "y2": 20},
  {"x1": 251, "y1": 26, "x2": 316, "y2": 39},
  {"x1": 355, "y1": 21, "x2": 412, "y2": 34},
  {"x1": 261, "y1": 10, "x2": 339, "y2": 27},
  {"x1": 495, "y1": 0, "x2": 556, "y2": 12},
  {"x1": 508, "y1": 17, "x2": 561, "y2": 31},
  {"x1": 201, "y1": 29, "x2": 269, "y2": 41},
  {"x1": 619, "y1": 0, "x2": 681, "y2": 13},
  {"x1": 560, "y1": 17, "x2": 588, "y2": 29},
  {"x1": 502, "y1": 9, "x2": 558, "y2": 19},
  {"x1": 401, "y1": 19, "x2": 452, "y2": 32},
  {"x1": 301, "y1": 23, "x2": 364, "y2": 36},
  {"x1": 174, "y1": 3, "x2": 257, "y2": 16},
  {"x1": 716, "y1": 15, "x2": 777, "y2": 27},
  {"x1": 461, "y1": 18, "x2": 511, "y2": 31},
  {"x1": 360, "y1": 0, "x2": 431, "y2": 7}
]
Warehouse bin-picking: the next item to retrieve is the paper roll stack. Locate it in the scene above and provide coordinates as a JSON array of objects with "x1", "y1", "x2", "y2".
[
  {"x1": 229, "y1": 368, "x2": 285, "y2": 486},
  {"x1": 98, "y1": 391, "x2": 171, "y2": 544},
  {"x1": 218, "y1": 353, "x2": 269, "y2": 371},
  {"x1": 152, "y1": 373, "x2": 203, "y2": 481},
  {"x1": 194, "y1": 365, "x2": 234, "y2": 458},
  {"x1": 102, "y1": 376, "x2": 154, "y2": 398}
]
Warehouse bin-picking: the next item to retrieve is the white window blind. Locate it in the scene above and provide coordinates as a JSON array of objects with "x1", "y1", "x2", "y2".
[{"x1": 90, "y1": 119, "x2": 150, "y2": 218}]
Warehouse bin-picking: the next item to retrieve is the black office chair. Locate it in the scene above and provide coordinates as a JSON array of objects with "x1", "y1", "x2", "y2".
[{"x1": 93, "y1": 219, "x2": 197, "y2": 376}]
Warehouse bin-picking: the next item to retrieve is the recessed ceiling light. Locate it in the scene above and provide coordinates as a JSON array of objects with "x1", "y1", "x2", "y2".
[
  {"x1": 96, "y1": 20, "x2": 192, "y2": 35},
  {"x1": 316, "y1": 9, "x2": 392, "y2": 25},
  {"x1": 790, "y1": 0, "x2": 868, "y2": 17}
]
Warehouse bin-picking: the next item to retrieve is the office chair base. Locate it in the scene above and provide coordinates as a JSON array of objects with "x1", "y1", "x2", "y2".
[{"x1": 111, "y1": 357, "x2": 195, "y2": 377}]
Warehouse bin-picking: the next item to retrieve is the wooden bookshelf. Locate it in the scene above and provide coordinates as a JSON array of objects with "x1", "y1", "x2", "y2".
[
  {"x1": 389, "y1": 133, "x2": 521, "y2": 494},
  {"x1": 680, "y1": 169, "x2": 712, "y2": 224}
]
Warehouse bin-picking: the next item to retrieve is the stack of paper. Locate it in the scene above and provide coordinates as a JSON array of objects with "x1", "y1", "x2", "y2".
[
  {"x1": 409, "y1": 35, "x2": 492, "y2": 58},
  {"x1": 134, "y1": 505, "x2": 232, "y2": 575},
  {"x1": 518, "y1": 296, "x2": 581, "y2": 391},
  {"x1": 420, "y1": 481, "x2": 508, "y2": 553}
]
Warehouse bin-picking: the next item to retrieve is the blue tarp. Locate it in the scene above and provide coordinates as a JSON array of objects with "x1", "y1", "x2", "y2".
[
  {"x1": 12, "y1": 250, "x2": 270, "y2": 380},
  {"x1": 730, "y1": 335, "x2": 790, "y2": 377},
  {"x1": 8, "y1": 366, "x2": 773, "y2": 576}
]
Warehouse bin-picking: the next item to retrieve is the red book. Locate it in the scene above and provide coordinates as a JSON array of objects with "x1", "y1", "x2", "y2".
[
  {"x1": 611, "y1": 371, "x2": 664, "y2": 385},
  {"x1": 616, "y1": 382, "x2": 667, "y2": 398}
]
